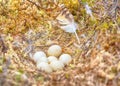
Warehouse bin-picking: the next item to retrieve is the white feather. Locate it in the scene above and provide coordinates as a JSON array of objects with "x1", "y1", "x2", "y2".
[
  {"x1": 56, "y1": 4, "x2": 80, "y2": 44},
  {"x1": 60, "y1": 22, "x2": 77, "y2": 33}
]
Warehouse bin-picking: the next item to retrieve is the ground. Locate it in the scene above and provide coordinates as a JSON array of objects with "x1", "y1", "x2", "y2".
[{"x1": 0, "y1": 0, "x2": 120, "y2": 86}]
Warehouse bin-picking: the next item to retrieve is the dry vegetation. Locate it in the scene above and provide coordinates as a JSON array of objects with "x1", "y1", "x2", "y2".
[{"x1": 0, "y1": 0, "x2": 120, "y2": 86}]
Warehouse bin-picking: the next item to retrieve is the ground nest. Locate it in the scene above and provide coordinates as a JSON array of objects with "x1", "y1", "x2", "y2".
[{"x1": 0, "y1": 0, "x2": 120, "y2": 86}]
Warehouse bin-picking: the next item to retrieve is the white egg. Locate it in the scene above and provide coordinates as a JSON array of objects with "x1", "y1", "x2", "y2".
[
  {"x1": 33, "y1": 51, "x2": 46, "y2": 62},
  {"x1": 47, "y1": 45, "x2": 62, "y2": 57},
  {"x1": 37, "y1": 62, "x2": 52, "y2": 73},
  {"x1": 36, "y1": 56, "x2": 48, "y2": 64},
  {"x1": 59, "y1": 54, "x2": 72, "y2": 65},
  {"x1": 50, "y1": 60, "x2": 64, "y2": 71},
  {"x1": 48, "y1": 56, "x2": 58, "y2": 63}
]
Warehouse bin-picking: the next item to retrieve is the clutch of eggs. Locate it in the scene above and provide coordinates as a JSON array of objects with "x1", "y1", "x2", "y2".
[{"x1": 33, "y1": 45, "x2": 72, "y2": 73}]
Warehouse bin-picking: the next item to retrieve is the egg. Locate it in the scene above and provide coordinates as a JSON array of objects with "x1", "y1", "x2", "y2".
[
  {"x1": 37, "y1": 62, "x2": 52, "y2": 73},
  {"x1": 50, "y1": 60, "x2": 64, "y2": 71},
  {"x1": 47, "y1": 45, "x2": 62, "y2": 57},
  {"x1": 59, "y1": 54, "x2": 72, "y2": 65},
  {"x1": 36, "y1": 56, "x2": 48, "y2": 64},
  {"x1": 48, "y1": 56, "x2": 58, "y2": 63},
  {"x1": 33, "y1": 51, "x2": 46, "y2": 62}
]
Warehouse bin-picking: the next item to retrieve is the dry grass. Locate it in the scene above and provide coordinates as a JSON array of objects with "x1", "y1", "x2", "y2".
[{"x1": 0, "y1": 0, "x2": 120, "y2": 86}]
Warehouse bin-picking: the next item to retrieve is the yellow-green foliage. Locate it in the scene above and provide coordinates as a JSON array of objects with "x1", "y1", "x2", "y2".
[{"x1": 0, "y1": 0, "x2": 119, "y2": 36}]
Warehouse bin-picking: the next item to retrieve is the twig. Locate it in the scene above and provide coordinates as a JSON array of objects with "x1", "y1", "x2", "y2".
[
  {"x1": 0, "y1": 35, "x2": 8, "y2": 53},
  {"x1": 26, "y1": 0, "x2": 41, "y2": 10}
]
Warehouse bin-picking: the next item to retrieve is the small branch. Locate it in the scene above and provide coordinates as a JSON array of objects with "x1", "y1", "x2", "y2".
[
  {"x1": 0, "y1": 35, "x2": 8, "y2": 53},
  {"x1": 26, "y1": 0, "x2": 41, "y2": 10}
]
